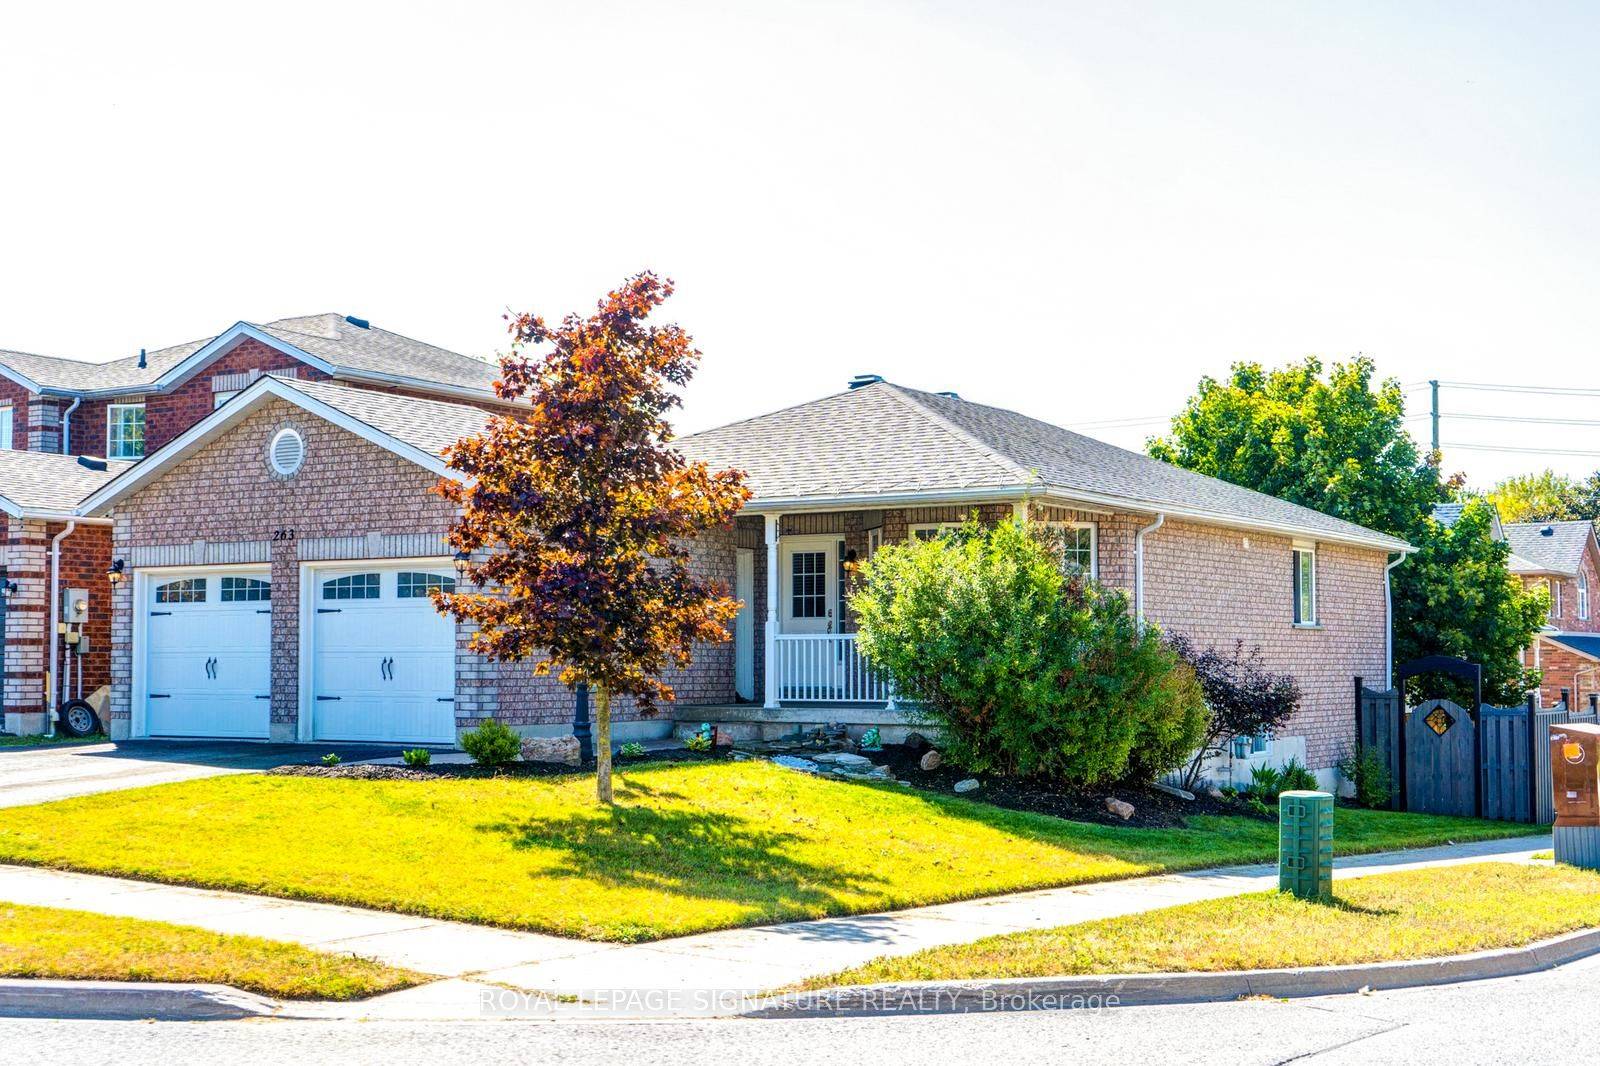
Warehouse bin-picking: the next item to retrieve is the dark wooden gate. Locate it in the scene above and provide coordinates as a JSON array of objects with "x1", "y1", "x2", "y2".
[{"x1": 1405, "y1": 698, "x2": 1477, "y2": 816}]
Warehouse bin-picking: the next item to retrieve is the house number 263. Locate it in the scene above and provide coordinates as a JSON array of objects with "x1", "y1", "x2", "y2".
[{"x1": 272, "y1": 529, "x2": 296, "y2": 542}]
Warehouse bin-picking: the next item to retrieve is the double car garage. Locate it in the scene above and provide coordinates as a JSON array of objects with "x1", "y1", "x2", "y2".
[{"x1": 136, "y1": 561, "x2": 459, "y2": 744}]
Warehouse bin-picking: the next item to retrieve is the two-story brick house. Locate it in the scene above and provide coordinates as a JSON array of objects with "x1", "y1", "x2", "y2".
[{"x1": 1505, "y1": 519, "x2": 1600, "y2": 710}]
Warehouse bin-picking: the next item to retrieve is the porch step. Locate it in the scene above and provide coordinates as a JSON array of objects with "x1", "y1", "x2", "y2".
[{"x1": 671, "y1": 705, "x2": 928, "y2": 746}]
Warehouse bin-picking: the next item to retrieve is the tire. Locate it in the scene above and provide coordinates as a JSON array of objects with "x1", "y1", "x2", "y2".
[{"x1": 57, "y1": 699, "x2": 101, "y2": 738}]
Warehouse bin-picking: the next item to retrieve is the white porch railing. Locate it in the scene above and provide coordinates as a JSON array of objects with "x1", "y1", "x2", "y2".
[{"x1": 774, "y1": 633, "x2": 894, "y2": 704}]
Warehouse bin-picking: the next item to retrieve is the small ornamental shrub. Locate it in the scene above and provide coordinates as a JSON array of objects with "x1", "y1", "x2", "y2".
[
  {"x1": 320, "y1": 753, "x2": 341, "y2": 766},
  {"x1": 851, "y1": 521, "x2": 1208, "y2": 785},
  {"x1": 618, "y1": 742, "x2": 646, "y2": 758},
  {"x1": 1167, "y1": 634, "x2": 1301, "y2": 790},
  {"x1": 684, "y1": 732, "x2": 712, "y2": 753},
  {"x1": 401, "y1": 748, "x2": 432, "y2": 768},
  {"x1": 460, "y1": 718, "x2": 522, "y2": 766},
  {"x1": 1246, "y1": 758, "x2": 1317, "y2": 802},
  {"x1": 1337, "y1": 747, "x2": 1395, "y2": 809}
]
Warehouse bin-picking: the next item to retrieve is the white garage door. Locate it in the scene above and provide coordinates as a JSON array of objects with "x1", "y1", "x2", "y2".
[
  {"x1": 145, "y1": 571, "x2": 272, "y2": 738},
  {"x1": 311, "y1": 565, "x2": 457, "y2": 744}
]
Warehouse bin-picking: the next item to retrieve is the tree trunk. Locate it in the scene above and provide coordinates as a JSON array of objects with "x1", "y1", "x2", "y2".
[{"x1": 595, "y1": 685, "x2": 614, "y2": 805}]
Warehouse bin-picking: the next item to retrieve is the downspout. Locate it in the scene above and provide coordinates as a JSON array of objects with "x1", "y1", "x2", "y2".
[
  {"x1": 1385, "y1": 552, "x2": 1408, "y2": 690},
  {"x1": 59, "y1": 396, "x2": 81, "y2": 456},
  {"x1": 47, "y1": 521, "x2": 75, "y2": 737},
  {"x1": 1134, "y1": 513, "x2": 1165, "y2": 626}
]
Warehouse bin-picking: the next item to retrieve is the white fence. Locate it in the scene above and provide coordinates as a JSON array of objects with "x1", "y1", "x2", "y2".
[{"x1": 774, "y1": 634, "x2": 893, "y2": 704}]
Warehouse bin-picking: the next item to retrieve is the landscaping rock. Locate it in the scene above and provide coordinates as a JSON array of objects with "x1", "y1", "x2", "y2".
[
  {"x1": 520, "y1": 736, "x2": 580, "y2": 766},
  {"x1": 832, "y1": 764, "x2": 893, "y2": 782},
  {"x1": 1153, "y1": 782, "x2": 1196, "y2": 802},
  {"x1": 1208, "y1": 787, "x2": 1227, "y2": 800},
  {"x1": 953, "y1": 778, "x2": 980, "y2": 793},
  {"x1": 812, "y1": 752, "x2": 873, "y2": 769},
  {"x1": 771, "y1": 755, "x2": 820, "y2": 774},
  {"x1": 1105, "y1": 797, "x2": 1136, "y2": 820},
  {"x1": 903, "y1": 732, "x2": 930, "y2": 753},
  {"x1": 919, "y1": 749, "x2": 943, "y2": 771}
]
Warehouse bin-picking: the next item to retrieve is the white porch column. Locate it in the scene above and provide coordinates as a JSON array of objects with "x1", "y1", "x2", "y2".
[{"x1": 763, "y1": 513, "x2": 781, "y2": 709}]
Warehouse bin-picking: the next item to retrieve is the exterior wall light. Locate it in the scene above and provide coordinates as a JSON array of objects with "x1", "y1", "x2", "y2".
[
  {"x1": 0, "y1": 580, "x2": 16, "y2": 599},
  {"x1": 106, "y1": 559, "x2": 126, "y2": 586},
  {"x1": 453, "y1": 551, "x2": 471, "y2": 577}
]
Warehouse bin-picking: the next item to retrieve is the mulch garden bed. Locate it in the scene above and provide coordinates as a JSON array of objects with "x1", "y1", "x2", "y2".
[
  {"x1": 859, "y1": 742, "x2": 1261, "y2": 829},
  {"x1": 269, "y1": 747, "x2": 730, "y2": 782}
]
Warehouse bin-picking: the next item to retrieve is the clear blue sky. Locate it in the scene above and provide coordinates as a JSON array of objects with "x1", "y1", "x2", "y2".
[{"x1": 2, "y1": 1, "x2": 1597, "y2": 486}]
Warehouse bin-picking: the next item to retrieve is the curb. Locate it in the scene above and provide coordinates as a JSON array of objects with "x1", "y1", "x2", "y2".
[
  {"x1": 745, "y1": 925, "x2": 1600, "y2": 1017},
  {"x1": 0, "y1": 979, "x2": 279, "y2": 1021}
]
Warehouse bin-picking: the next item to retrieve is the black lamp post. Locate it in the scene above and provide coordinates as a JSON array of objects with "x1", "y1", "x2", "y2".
[{"x1": 572, "y1": 684, "x2": 593, "y2": 764}]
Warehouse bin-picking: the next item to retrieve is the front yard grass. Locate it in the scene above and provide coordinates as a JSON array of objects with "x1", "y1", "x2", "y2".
[
  {"x1": 0, "y1": 760, "x2": 1537, "y2": 942},
  {"x1": 0, "y1": 734, "x2": 102, "y2": 748},
  {"x1": 0, "y1": 900, "x2": 422, "y2": 1000},
  {"x1": 801, "y1": 862, "x2": 1600, "y2": 988}
]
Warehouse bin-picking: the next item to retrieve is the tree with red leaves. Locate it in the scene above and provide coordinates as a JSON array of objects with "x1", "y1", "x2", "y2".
[{"x1": 436, "y1": 273, "x2": 749, "y2": 803}]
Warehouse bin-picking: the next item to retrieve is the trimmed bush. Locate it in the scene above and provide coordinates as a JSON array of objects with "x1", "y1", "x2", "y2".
[
  {"x1": 460, "y1": 718, "x2": 522, "y2": 766},
  {"x1": 851, "y1": 521, "x2": 1208, "y2": 785}
]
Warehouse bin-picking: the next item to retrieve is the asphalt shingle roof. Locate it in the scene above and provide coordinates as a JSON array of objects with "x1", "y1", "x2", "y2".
[
  {"x1": 678, "y1": 382, "x2": 1411, "y2": 550},
  {"x1": 0, "y1": 452, "x2": 134, "y2": 515},
  {"x1": 274, "y1": 378, "x2": 493, "y2": 458},
  {"x1": 0, "y1": 315, "x2": 501, "y2": 397},
  {"x1": 1504, "y1": 520, "x2": 1595, "y2": 576}
]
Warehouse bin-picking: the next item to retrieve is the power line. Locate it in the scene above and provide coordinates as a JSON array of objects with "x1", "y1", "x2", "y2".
[
  {"x1": 1437, "y1": 380, "x2": 1600, "y2": 398},
  {"x1": 1443, "y1": 441, "x2": 1600, "y2": 458},
  {"x1": 1443, "y1": 412, "x2": 1600, "y2": 428}
]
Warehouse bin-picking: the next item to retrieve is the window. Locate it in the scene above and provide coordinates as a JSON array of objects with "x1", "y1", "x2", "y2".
[
  {"x1": 1582, "y1": 573, "x2": 1591, "y2": 622},
  {"x1": 397, "y1": 572, "x2": 455, "y2": 598},
  {"x1": 220, "y1": 577, "x2": 270, "y2": 602},
  {"x1": 107, "y1": 403, "x2": 146, "y2": 459},
  {"x1": 0, "y1": 405, "x2": 11, "y2": 450},
  {"x1": 1553, "y1": 579, "x2": 1564, "y2": 620},
  {"x1": 1045, "y1": 522, "x2": 1097, "y2": 577},
  {"x1": 790, "y1": 551, "x2": 827, "y2": 618},
  {"x1": 1292, "y1": 548, "x2": 1317, "y2": 626},
  {"x1": 155, "y1": 578, "x2": 206, "y2": 604},
  {"x1": 213, "y1": 391, "x2": 239, "y2": 409},
  {"x1": 867, "y1": 528, "x2": 882, "y2": 559},
  {"x1": 908, "y1": 523, "x2": 961, "y2": 541},
  {"x1": 323, "y1": 573, "x2": 380, "y2": 600}
]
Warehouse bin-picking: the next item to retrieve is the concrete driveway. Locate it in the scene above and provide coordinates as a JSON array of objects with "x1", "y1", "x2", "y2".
[{"x1": 0, "y1": 739, "x2": 401, "y2": 808}]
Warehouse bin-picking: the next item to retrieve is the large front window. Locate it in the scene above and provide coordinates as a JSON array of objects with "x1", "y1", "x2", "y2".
[{"x1": 107, "y1": 403, "x2": 146, "y2": 459}]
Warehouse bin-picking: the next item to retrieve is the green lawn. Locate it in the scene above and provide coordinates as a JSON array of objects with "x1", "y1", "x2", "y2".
[
  {"x1": 0, "y1": 900, "x2": 422, "y2": 1000},
  {"x1": 0, "y1": 760, "x2": 1536, "y2": 942},
  {"x1": 803, "y1": 862, "x2": 1600, "y2": 988},
  {"x1": 0, "y1": 734, "x2": 102, "y2": 748}
]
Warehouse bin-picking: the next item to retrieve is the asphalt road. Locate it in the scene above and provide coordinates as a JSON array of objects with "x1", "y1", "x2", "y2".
[
  {"x1": 0, "y1": 739, "x2": 400, "y2": 807},
  {"x1": 5, "y1": 951, "x2": 1594, "y2": 1065}
]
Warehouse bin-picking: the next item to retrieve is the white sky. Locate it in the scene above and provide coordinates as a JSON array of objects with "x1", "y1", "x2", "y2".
[{"x1": 3, "y1": 1, "x2": 1598, "y2": 488}]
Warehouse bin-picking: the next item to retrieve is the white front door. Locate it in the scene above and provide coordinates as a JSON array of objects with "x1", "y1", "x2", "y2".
[
  {"x1": 781, "y1": 536, "x2": 837, "y2": 635},
  {"x1": 144, "y1": 571, "x2": 272, "y2": 738},
  {"x1": 734, "y1": 548, "x2": 755, "y2": 701},
  {"x1": 311, "y1": 565, "x2": 457, "y2": 744}
]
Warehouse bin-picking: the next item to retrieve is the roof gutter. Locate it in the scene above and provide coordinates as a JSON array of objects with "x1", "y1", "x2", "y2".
[
  {"x1": 59, "y1": 396, "x2": 81, "y2": 456},
  {"x1": 1385, "y1": 552, "x2": 1408, "y2": 689},
  {"x1": 46, "y1": 521, "x2": 75, "y2": 737},
  {"x1": 1135, "y1": 513, "x2": 1165, "y2": 626}
]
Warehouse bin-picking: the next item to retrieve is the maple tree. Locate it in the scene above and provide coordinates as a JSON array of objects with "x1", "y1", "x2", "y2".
[{"x1": 436, "y1": 273, "x2": 749, "y2": 802}]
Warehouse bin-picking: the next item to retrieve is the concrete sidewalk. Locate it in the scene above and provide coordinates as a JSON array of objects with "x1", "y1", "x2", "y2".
[{"x1": 0, "y1": 833, "x2": 1549, "y2": 1004}]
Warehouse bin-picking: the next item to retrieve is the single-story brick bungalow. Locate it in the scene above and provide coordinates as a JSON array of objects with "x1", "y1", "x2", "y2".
[{"x1": 1, "y1": 317, "x2": 1412, "y2": 788}]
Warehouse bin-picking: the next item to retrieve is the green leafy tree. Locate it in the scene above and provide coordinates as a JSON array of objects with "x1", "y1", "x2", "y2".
[
  {"x1": 1391, "y1": 499, "x2": 1545, "y2": 703},
  {"x1": 1487, "y1": 469, "x2": 1583, "y2": 523},
  {"x1": 850, "y1": 521, "x2": 1207, "y2": 784},
  {"x1": 1151, "y1": 357, "x2": 1546, "y2": 704}
]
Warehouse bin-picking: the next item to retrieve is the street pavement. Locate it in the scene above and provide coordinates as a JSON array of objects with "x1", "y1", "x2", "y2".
[{"x1": 4, "y1": 949, "x2": 1594, "y2": 1064}]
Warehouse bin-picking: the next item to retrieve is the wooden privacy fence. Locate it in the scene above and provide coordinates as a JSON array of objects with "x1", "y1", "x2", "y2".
[{"x1": 1356, "y1": 659, "x2": 1597, "y2": 823}]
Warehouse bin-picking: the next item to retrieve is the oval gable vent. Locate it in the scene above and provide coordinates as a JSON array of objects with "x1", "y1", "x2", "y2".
[{"x1": 269, "y1": 427, "x2": 305, "y2": 476}]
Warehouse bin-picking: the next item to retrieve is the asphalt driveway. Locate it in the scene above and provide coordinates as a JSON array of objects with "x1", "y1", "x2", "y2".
[{"x1": 0, "y1": 739, "x2": 401, "y2": 809}]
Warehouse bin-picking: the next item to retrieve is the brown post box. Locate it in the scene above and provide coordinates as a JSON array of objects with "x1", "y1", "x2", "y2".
[{"x1": 1551, "y1": 723, "x2": 1600, "y2": 828}]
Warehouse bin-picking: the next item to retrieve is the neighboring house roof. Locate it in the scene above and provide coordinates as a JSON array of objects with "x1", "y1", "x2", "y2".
[
  {"x1": 0, "y1": 451, "x2": 133, "y2": 519},
  {"x1": 0, "y1": 315, "x2": 503, "y2": 400},
  {"x1": 1503, "y1": 520, "x2": 1597, "y2": 577},
  {"x1": 79, "y1": 377, "x2": 494, "y2": 515},
  {"x1": 679, "y1": 382, "x2": 1412, "y2": 552},
  {"x1": 1544, "y1": 633, "x2": 1600, "y2": 662},
  {"x1": 1430, "y1": 500, "x2": 1505, "y2": 540}
]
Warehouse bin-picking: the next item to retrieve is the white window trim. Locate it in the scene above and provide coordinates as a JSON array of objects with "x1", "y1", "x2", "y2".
[
  {"x1": 907, "y1": 522, "x2": 963, "y2": 540},
  {"x1": 107, "y1": 402, "x2": 146, "y2": 460},
  {"x1": 213, "y1": 390, "x2": 239, "y2": 409},
  {"x1": 1554, "y1": 578, "x2": 1564, "y2": 619},
  {"x1": 1044, "y1": 520, "x2": 1098, "y2": 579},
  {"x1": 867, "y1": 528, "x2": 882, "y2": 558},
  {"x1": 0, "y1": 404, "x2": 11, "y2": 450},
  {"x1": 1581, "y1": 573, "x2": 1590, "y2": 622},
  {"x1": 1293, "y1": 547, "x2": 1318, "y2": 627}
]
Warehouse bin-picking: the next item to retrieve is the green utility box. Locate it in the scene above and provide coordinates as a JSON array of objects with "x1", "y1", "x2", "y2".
[{"x1": 1279, "y1": 790, "x2": 1334, "y2": 901}]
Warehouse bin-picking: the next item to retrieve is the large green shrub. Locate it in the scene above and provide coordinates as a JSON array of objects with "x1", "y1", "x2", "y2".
[
  {"x1": 460, "y1": 718, "x2": 522, "y2": 766},
  {"x1": 851, "y1": 521, "x2": 1208, "y2": 784}
]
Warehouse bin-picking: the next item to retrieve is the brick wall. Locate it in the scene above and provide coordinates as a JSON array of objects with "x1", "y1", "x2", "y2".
[
  {"x1": 0, "y1": 519, "x2": 110, "y2": 731},
  {"x1": 0, "y1": 378, "x2": 30, "y2": 451},
  {"x1": 144, "y1": 339, "x2": 329, "y2": 453},
  {"x1": 1529, "y1": 639, "x2": 1600, "y2": 711},
  {"x1": 1521, "y1": 545, "x2": 1600, "y2": 634}
]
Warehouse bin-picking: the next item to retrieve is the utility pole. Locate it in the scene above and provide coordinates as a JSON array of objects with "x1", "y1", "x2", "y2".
[{"x1": 1429, "y1": 379, "x2": 1440, "y2": 454}]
